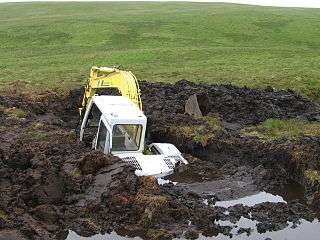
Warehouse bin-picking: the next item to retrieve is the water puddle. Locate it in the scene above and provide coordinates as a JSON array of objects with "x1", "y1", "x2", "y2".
[
  {"x1": 205, "y1": 191, "x2": 286, "y2": 208},
  {"x1": 67, "y1": 168, "x2": 313, "y2": 240},
  {"x1": 272, "y1": 180, "x2": 306, "y2": 203},
  {"x1": 66, "y1": 230, "x2": 142, "y2": 240},
  {"x1": 166, "y1": 161, "x2": 306, "y2": 204},
  {"x1": 157, "y1": 177, "x2": 177, "y2": 185},
  {"x1": 210, "y1": 217, "x2": 320, "y2": 240},
  {"x1": 67, "y1": 218, "x2": 320, "y2": 240}
]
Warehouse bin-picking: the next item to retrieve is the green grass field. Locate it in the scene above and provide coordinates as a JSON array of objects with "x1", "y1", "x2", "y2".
[{"x1": 0, "y1": 2, "x2": 319, "y2": 99}]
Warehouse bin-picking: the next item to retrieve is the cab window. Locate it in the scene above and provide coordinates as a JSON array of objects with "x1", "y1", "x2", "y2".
[
  {"x1": 86, "y1": 104, "x2": 101, "y2": 127},
  {"x1": 82, "y1": 103, "x2": 102, "y2": 144},
  {"x1": 97, "y1": 121, "x2": 107, "y2": 152},
  {"x1": 112, "y1": 124, "x2": 142, "y2": 151}
]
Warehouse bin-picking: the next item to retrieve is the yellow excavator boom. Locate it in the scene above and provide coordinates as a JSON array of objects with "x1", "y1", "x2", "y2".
[{"x1": 79, "y1": 66, "x2": 142, "y2": 117}]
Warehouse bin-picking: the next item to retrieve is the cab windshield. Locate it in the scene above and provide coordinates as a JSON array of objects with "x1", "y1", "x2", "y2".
[{"x1": 112, "y1": 124, "x2": 142, "y2": 151}]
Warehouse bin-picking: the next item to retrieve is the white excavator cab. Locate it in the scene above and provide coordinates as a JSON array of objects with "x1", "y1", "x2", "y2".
[{"x1": 80, "y1": 95, "x2": 187, "y2": 177}]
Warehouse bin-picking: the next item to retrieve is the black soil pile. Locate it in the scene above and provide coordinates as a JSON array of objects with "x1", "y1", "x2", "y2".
[
  {"x1": 140, "y1": 80, "x2": 320, "y2": 127},
  {"x1": 0, "y1": 80, "x2": 319, "y2": 240}
]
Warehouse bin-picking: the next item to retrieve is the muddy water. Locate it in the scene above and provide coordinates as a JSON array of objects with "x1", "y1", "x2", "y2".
[
  {"x1": 209, "y1": 180, "x2": 306, "y2": 208},
  {"x1": 166, "y1": 158, "x2": 306, "y2": 201},
  {"x1": 272, "y1": 180, "x2": 306, "y2": 203},
  {"x1": 208, "y1": 191, "x2": 286, "y2": 208},
  {"x1": 212, "y1": 218, "x2": 320, "y2": 240},
  {"x1": 67, "y1": 219, "x2": 320, "y2": 240},
  {"x1": 67, "y1": 174, "x2": 317, "y2": 240},
  {"x1": 67, "y1": 231, "x2": 142, "y2": 240}
]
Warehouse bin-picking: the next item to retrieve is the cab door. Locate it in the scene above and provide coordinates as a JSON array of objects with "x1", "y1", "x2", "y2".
[{"x1": 95, "y1": 118, "x2": 111, "y2": 154}]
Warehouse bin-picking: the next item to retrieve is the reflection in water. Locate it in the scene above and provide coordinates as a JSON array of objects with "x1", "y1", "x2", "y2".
[
  {"x1": 67, "y1": 218, "x2": 320, "y2": 240},
  {"x1": 66, "y1": 230, "x2": 142, "y2": 240},
  {"x1": 272, "y1": 180, "x2": 306, "y2": 203},
  {"x1": 210, "y1": 218, "x2": 320, "y2": 240},
  {"x1": 157, "y1": 177, "x2": 177, "y2": 185},
  {"x1": 206, "y1": 191, "x2": 286, "y2": 208},
  {"x1": 66, "y1": 177, "x2": 317, "y2": 240}
]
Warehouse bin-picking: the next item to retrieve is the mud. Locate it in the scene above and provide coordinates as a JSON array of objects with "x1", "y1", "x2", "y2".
[
  {"x1": 140, "y1": 80, "x2": 320, "y2": 127},
  {"x1": 0, "y1": 80, "x2": 320, "y2": 239}
]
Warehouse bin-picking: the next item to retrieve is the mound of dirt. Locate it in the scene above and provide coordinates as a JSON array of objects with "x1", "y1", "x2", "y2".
[
  {"x1": 140, "y1": 80, "x2": 320, "y2": 127},
  {"x1": 78, "y1": 151, "x2": 119, "y2": 175}
]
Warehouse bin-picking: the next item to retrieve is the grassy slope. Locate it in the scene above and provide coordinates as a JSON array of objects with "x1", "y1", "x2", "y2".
[
  {"x1": 242, "y1": 118, "x2": 320, "y2": 141},
  {"x1": 0, "y1": 2, "x2": 319, "y2": 98}
]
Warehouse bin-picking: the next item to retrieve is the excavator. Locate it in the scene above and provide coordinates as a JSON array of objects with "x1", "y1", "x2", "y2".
[{"x1": 78, "y1": 66, "x2": 187, "y2": 177}]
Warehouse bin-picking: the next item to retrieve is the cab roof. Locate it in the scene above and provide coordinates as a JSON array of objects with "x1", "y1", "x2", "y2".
[{"x1": 92, "y1": 95, "x2": 146, "y2": 122}]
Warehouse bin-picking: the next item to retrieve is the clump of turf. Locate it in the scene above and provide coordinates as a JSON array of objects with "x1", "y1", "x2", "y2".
[
  {"x1": 0, "y1": 209, "x2": 9, "y2": 222},
  {"x1": 305, "y1": 170, "x2": 320, "y2": 185},
  {"x1": 169, "y1": 114, "x2": 223, "y2": 146},
  {"x1": 0, "y1": 105, "x2": 27, "y2": 119},
  {"x1": 24, "y1": 123, "x2": 49, "y2": 141}
]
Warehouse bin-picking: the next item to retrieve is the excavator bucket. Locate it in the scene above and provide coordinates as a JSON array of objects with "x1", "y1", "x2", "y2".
[{"x1": 185, "y1": 93, "x2": 210, "y2": 117}]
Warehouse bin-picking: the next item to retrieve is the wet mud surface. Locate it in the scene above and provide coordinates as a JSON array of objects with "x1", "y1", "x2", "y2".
[{"x1": 0, "y1": 80, "x2": 320, "y2": 239}]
